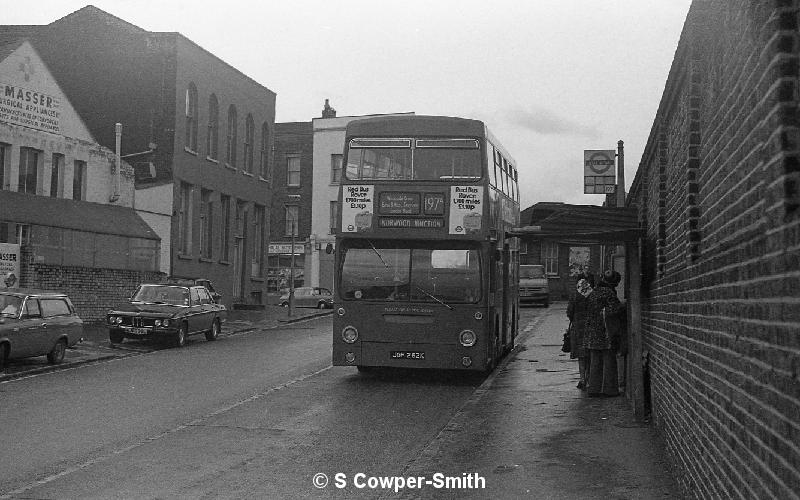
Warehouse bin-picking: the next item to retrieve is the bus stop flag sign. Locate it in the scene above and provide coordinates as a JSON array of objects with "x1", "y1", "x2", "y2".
[{"x1": 583, "y1": 150, "x2": 616, "y2": 194}]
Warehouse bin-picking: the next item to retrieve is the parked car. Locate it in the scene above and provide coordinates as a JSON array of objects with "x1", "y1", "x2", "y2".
[
  {"x1": 0, "y1": 289, "x2": 83, "y2": 370},
  {"x1": 107, "y1": 283, "x2": 226, "y2": 347},
  {"x1": 519, "y1": 264, "x2": 550, "y2": 307},
  {"x1": 279, "y1": 287, "x2": 334, "y2": 309}
]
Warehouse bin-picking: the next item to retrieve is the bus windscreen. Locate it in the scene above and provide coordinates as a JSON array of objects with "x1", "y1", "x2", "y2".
[
  {"x1": 340, "y1": 244, "x2": 481, "y2": 303},
  {"x1": 345, "y1": 138, "x2": 481, "y2": 181}
]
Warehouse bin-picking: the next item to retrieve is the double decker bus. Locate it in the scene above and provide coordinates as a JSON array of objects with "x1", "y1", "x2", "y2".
[{"x1": 332, "y1": 115, "x2": 520, "y2": 372}]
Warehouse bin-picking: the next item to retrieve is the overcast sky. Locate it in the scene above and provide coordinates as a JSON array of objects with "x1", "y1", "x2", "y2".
[{"x1": 8, "y1": 0, "x2": 692, "y2": 209}]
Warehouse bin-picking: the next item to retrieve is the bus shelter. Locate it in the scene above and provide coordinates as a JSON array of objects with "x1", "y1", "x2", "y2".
[{"x1": 511, "y1": 205, "x2": 647, "y2": 419}]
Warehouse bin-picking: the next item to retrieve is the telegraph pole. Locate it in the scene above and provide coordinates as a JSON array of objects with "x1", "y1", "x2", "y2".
[
  {"x1": 617, "y1": 140, "x2": 625, "y2": 207},
  {"x1": 288, "y1": 219, "x2": 296, "y2": 317}
]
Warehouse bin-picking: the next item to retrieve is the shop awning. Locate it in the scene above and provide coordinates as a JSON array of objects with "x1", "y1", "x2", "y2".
[
  {"x1": 1, "y1": 190, "x2": 159, "y2": 240},
  {"x1": 511, "y1": 203, "x2": 641, "y2": 243}
]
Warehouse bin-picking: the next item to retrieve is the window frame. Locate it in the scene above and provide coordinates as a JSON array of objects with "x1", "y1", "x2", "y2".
[
  {"x1": 72, "y1": 159, "x2": 86, "y2": 201},
  {"x1": 331, "y1": 154, "x2": 342, "y2": 184},
  {"x1": 206, "y1": 94, "x2": 219, "y2": 161},
  {"x1": 285, "y1": 205, "x2": 299, "y2": 237},
  {"x1": 185, "y1": 83, "x2": 198, "y2": 153},
  {"x1": 286, "y1": 154, "x2": 300, "y2": 187},
  {"x1": 226, "y1": 105, "x2": 238, "y2": 167},
  {"x1": 50, "y1": 153, "x2": 64, "y2": 198},
  {"x1": 542, "y1": 242, "x2": 559, "y2": 276},
  {"x1": 18, "y1": 147, "x2": 41, "y2": 195},
  {"x1": 244, "y1": 114, "x2": 255, "y2": 174}
]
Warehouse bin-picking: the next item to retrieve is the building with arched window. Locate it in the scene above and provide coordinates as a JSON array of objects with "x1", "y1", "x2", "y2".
[{"x1": 1, "y1": 6, "x2": 277, "y2": 308}]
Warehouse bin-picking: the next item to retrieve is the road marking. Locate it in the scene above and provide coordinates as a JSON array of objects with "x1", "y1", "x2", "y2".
[{"x1": 0, "y1": 365, "x2": 332, "y2": 499}]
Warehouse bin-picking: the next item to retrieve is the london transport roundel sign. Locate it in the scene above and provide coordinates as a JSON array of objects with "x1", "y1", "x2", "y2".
[
  {"x1": 583, "y1": 149, "x2": 616, "y2": 195},
  {"x1": 583, "y1": 150, "x2": 615, "y2": 175}
]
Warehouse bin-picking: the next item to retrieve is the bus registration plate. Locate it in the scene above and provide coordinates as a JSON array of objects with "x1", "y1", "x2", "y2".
[{"x1": 391, "y1": 351, "x2": 425, "y2": 360}]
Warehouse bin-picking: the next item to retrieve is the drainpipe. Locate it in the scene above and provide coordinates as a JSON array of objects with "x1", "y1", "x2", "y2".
[{"x1": 110, "y1": 123, "x2": 122, "y2": 203}]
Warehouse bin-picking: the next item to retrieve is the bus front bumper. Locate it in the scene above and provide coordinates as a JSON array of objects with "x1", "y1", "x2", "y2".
[{"x1": 333, "y1": 342, "x2": 488, "y2": 371}]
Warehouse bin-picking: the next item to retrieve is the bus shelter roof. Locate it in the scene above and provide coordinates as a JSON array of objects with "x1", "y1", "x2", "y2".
[{"x1": 511, "y1": 203, "x2": 641, "y2": 243}]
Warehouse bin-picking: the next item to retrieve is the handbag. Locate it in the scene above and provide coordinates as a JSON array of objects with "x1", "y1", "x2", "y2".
[{"x1": 561, "y1": 321, "x2": 572, "y2": 353}]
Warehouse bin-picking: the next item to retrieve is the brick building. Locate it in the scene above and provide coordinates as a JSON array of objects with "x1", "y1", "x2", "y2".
[
  {"x1": 269, "y1": 120, "x2": 313, "y2": 294},
  {"x1": 0, "y1": 40, "x2": 161, "y2": 322},
  {"x1": 1, "y1": 6, "x2": 276, "y2": 308},
  {"x1": 629, "y1": 1, "x2": 800, "y2": 497}
]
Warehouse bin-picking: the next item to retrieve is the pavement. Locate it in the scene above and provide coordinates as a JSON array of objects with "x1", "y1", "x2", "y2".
[
  {"x1": 394, "y1": 303, "x2": 680, "y2": 499},
  {"x1": 0, "y1": 304, "x2": 332, "y2": 381}
]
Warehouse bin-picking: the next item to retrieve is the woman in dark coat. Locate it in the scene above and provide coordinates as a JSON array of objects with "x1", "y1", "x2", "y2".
[
  {"x1": 583, "y1": 270, "x2": 622, "y2": 396},
  {"x1": 566, "y1": 272, "x2": 594, "y2": 389}
]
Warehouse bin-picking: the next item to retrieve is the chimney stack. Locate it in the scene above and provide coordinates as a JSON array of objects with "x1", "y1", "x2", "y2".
[{"x1": 321, "y1": 99, "x2": 337, "y2": 118}]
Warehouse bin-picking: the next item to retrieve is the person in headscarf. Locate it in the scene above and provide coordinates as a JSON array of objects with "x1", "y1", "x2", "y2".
[
  {"x1": 583, "y1": 270, "x2": 622, "y2": 396},
  {"x1": 567, "y1": 270, "x2": 594, "y2": 389}
]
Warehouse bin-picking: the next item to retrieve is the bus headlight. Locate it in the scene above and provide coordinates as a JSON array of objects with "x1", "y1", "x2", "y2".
[
  {"x1": 342, "y1": 326, "x2": 359, "y2": 343},
  {"x1": 459, "y1": 329, "x2": 477, "y2": 347}
]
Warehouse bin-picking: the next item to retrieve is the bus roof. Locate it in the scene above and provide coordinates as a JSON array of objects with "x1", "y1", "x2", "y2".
[{"x1": 346, "y1": 115, "x2": 487, "y2": 138}]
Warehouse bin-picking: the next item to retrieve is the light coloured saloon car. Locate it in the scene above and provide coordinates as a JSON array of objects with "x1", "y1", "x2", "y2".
[{"x1": 0, "y1": 289, "x2": 83, "y2": 370}]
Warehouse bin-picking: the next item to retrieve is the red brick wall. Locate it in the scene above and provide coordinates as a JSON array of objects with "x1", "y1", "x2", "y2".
[
  {"x1": 629, "y1": 1, "x2": 800, "y2": 497},
  {"x1": 20, "y1": 249, "x2": 165, "y2": 323}
]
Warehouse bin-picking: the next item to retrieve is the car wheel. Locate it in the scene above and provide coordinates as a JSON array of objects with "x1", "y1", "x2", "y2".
[
  {"x1": 109, "y1": 331, "x2": 124, "y2": 344},
  {"x1": 0, "y1": 343, "x2": 8, "y2": 370},
  {"x1": 205, "y1": 318, "x2": 220, "y2": 341},
  {"x1": 175, "y1": 323, "x2": 187, "y2": 348},
  {"x1": 47, "y1": 339, "x2": 67, "y2": 364}
]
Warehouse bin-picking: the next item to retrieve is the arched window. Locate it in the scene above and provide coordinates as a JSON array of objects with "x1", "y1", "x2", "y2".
[
  {"x1": 206, "y1": 94, "x2": 218, "y2": 160},
  {"x1": 244, "y1": 114, "x2": 255, "y2": 174},
  {"x1": 260, "y1": 122, "x2": 271, "y2": 181},
  {"x1": 226, "y1": 105, "x2": 238, "y2": 167},
  {"x1": 185, "y1": 83, "x2": 198, "y2": 152}
]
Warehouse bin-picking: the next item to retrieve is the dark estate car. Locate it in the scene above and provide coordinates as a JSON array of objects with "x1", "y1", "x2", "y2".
[
  {"x1": 107, "y1": 283, "x2": 226, "y2": 347},
  {"x1": 279, "y1": 287, "x2": 334, "y2": 309},
  {"x1": 0, "y1": 289, "x2": 83, "y2": 370}
]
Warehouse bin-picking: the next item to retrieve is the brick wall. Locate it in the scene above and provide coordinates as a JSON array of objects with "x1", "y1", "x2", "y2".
[
  {"x1": 20, "y1": 249, "x2": 165, "y2": 323},
  {"x1": 629, "y1": 1, "x2": 800, "y2": 498}
]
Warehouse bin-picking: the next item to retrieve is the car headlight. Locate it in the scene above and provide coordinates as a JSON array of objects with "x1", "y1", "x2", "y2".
[
  {"x1": 108, "y1": 316, "x2": 116, "y2": 324},
  {"x1": 162, "y1": 318, "x2": 170, "y2": 327},
  {"x1": 154, "y1": 319, "x2": 161, "y2": 327},
  {"x1": 459, "y1": 329, "x2": 477, "y2": 347},
  {"x1": 342, "y1": 326, "x2": 358, "y2": 343},
  {"x1": 115, "y1": 317, "x2": 123, "y2": 324}
]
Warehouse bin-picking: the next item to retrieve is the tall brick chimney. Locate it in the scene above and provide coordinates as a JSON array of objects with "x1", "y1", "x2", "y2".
[{"x1": 321, "y1": 99, "x2": 337, "y2": 118}]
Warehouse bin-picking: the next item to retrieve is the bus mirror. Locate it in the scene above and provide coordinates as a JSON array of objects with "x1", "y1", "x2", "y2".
[{"x1": 325, "y1": 243, "x2": 334, "y2": 255}]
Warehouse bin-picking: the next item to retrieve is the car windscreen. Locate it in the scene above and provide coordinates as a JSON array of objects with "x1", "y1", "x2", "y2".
[
  {"x1": 520, "y1": 266, "x2": 545, "y2": 279},
  {"x1": 340, "y1": 242, "x2": 481, "y2": 303},
  {"x1": 132, "y1": 285, "x2": 190, "y2": 306}
]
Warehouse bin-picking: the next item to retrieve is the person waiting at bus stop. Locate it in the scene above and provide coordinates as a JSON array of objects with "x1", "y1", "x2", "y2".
[
  {"x1": 567, "y1": 270, "x2": 594, "y2": 390},
  {"x1": 583, "y1": 270, "x2": 623, "y2": 397}
]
